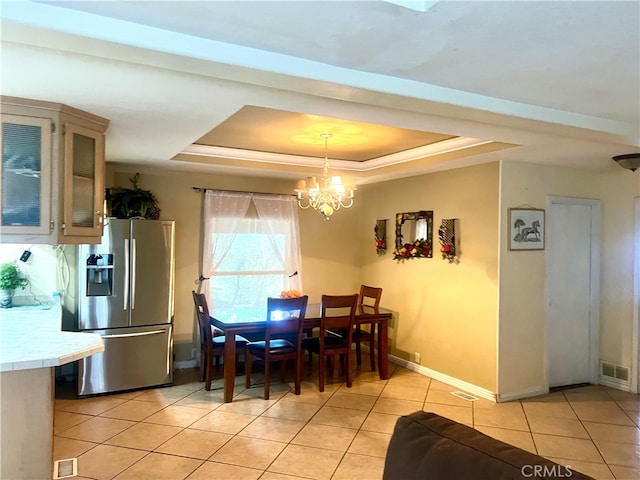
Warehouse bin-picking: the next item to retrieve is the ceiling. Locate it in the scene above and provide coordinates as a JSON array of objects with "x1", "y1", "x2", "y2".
[{"x1": 1, "y1": 1, "x2": 639, "y2": 185}]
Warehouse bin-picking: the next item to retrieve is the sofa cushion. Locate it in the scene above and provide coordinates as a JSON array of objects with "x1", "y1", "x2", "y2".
[{"x1": 383, "y1": 411, "x2": 593, "y2": 480}]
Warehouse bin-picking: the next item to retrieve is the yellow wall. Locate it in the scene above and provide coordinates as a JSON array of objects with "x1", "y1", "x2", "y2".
[
  {"x1": 359, "y1": 162, "x2": 500, "y2": 391},
  {"x1": 599, "y1": 170, "x2": 640, "y2": 368},
  {"x1": 498, "y1": 162, "x2": 639, "y2": 397},
  {"x1": 110, "y1": 167, "x2": 361, "y2": 361}
]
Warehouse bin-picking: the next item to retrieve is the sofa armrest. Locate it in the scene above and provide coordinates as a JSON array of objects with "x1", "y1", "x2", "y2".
[{"x1": 383, "y1": 411, "x2": 593, "y2": 480}]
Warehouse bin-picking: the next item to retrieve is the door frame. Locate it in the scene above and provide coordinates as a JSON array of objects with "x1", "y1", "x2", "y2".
[
  {"x1": 633, "y1": 197, "x2": 640, "y2": 393},
  {"x1": 545, "y1": 196, "x2": 601, "y2": 389}
]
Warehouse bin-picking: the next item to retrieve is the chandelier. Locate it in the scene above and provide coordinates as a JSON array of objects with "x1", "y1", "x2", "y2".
[{"x1": 294, "y1": 133, "x2": 356, "y2": 220}]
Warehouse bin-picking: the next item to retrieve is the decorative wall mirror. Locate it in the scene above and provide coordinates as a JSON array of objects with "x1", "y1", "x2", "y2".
[{"x1": 394, "y1": 211, "x2": 434, "y2": 260}]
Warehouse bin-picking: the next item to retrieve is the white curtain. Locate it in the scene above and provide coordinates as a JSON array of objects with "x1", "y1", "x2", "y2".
[
  {"x1": 201, "y1": 191, "x2": 251, "y2": 306},
  {"x1": 252, "y1": 194, "x2": 303, "y2": 292},
  {"x1": 200, "y1": 190, "x2": 303, "y2": 302}
]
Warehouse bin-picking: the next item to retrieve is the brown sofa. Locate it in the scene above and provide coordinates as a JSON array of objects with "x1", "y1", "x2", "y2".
[{"x1": 383, "y1": 411, "x2": 593, "y2": 479}]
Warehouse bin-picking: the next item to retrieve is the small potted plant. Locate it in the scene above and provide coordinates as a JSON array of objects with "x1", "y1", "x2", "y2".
[{"x1": 0, "y1": 262, "x2": 29, "y2": 308}]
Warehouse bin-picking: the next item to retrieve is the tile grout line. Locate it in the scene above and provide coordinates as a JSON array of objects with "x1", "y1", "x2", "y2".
[
  {"x1": 561, "y1": 390, "x2": 616, "y2": 477},
  {"x1": 517, "y1": 399, "x2": 539, "y2": 455},
  {"x1": 217, "y1": 368, "x2": 367, "y2": 478}
]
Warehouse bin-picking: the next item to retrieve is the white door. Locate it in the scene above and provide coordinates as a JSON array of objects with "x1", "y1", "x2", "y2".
[{"x1": 547, "y1": 198, "x2": 599, "y2": 388}]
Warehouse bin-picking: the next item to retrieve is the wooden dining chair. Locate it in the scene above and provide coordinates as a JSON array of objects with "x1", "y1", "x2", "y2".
[
  {"x1": 245, "y1": 295, "x2": 309, "y2": 399},
  {"x1": 302, "y1": 293, "x2": 358, "y2": 392},
  {"x1": 354, "y1": 285, "x2": 383, "y2": 371},
  {"x1": 192, "y1": 291, "x2": 248, "y2": 391}
]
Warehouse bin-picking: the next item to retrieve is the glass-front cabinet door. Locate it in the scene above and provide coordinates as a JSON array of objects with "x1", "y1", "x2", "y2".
[
  {"x1": 0, "y1": 114, "x2": 52, "y2": 235},
  {"x1": 63, "y1": 122, "x2": 105, "y2": 237}
]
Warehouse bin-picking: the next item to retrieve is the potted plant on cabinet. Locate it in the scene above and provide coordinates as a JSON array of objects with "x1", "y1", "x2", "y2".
[
  {"x1": 0, "y1": 262, "x2": 29, "y2": 308},
  {"x1": 107, "y1": 173, "x2": 160, "y2": 219}
]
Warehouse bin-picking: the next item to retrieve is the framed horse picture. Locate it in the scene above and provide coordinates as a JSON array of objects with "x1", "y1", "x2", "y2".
[{"x1": 508, "y1": 208, "x2": 545, "y2": 251}]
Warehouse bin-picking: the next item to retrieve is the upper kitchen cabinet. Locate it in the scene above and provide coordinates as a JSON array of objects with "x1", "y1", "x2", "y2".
[{"x1": 0, "y1": 96, "x2": 109, "y2": 244}]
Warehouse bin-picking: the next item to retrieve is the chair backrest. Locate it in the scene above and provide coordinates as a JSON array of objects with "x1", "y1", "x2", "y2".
[
  {"x1": 265, "y1": 295, "x2": 309, "y2": 347},
  {"x1": 320, "y1": 294, "x2": 358, "y2": 348},
  {"x1": 359, "y1": 285, "x2": 382, "y2": 311},
  {"x1": 192, "y1": 291, "x2": 213, "y2": 348}
]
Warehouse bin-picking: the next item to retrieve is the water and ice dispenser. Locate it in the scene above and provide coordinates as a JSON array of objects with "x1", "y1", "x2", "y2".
[{"x1": 85, "y1": 253, "x2": 114, "y2": 296}]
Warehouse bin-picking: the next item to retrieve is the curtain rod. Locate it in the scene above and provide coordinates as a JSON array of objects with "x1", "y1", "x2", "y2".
[{"x1": 192, "y1": 187, "x2": 296, "y2": 197}]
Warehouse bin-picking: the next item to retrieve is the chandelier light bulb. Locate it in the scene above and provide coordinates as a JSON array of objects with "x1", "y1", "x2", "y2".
[{"x1": 319, "y1": 203, "x2": 334, "y2": 218}]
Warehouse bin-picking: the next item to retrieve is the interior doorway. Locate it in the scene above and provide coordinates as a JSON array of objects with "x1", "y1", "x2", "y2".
[{"x1": 546, "y1": 196, "x2": 600, "y2": 388}]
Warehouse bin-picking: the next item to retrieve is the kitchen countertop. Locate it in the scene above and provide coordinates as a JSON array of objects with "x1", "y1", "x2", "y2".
[{"x1": 0, "y1": 303, "x2": 104, "y2": 372}]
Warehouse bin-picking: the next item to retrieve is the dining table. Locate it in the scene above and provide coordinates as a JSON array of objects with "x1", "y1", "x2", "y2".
[{"x1": 209, "y1": 302, "x2": 393, "y2": 402}]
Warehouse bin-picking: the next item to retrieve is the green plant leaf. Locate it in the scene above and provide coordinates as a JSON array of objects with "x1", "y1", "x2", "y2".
[{"x1": 0, "y1": 262, "x2": 29, "y2": 290}]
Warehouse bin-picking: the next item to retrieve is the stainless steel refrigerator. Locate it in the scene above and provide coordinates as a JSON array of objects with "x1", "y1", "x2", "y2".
[{"x1": 77, "y1": 218, "x2": 175, "y2": 396}]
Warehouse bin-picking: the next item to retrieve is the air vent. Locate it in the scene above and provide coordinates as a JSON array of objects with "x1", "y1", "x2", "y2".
[
  {"x1": 451, "y1": 391, "x2": 478, "y2": 402},
  {"x1": 600, "y1": 362, "x2": 629, "y2": 381},
  {"x1": 53, "y1": 458, "x2": 77, "y2": 479},
  {"x1": 601, "y1": 363, "x2": 615, "y2": 377},
  {"x1": 616, "y1": 366, "x2": 629, "y2": 381}
]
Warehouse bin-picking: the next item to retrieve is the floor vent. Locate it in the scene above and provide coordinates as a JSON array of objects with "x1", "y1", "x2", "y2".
[
  {"x1": 601, "y1": 362, "x2": 629, "y2": 382},
  {"x1": 53, "y1": 458, "x2": 77, "y2": 479},
  {"x1": 451, "y1": 391, "x2": 478, "y2": 401}
]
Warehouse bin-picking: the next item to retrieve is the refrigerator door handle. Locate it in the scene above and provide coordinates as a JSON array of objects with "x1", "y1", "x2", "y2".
[
  {"x1": 102, "y1": 329, "x2": 166, "y2": 339},
  {"x1": 131, "y1": 238, "x2": 137, "y2": 310},
  {"x1": 123, "y1": 238, "x2": 130, "y2": 310}
]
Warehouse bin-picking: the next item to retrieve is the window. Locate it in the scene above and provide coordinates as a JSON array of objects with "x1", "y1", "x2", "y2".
[
  {"x1": 201, "y1": 191, "x2": 302, "y2": 310},
  {"x1": 209, "y1": 219, "x2": 287, "y2": 309}
]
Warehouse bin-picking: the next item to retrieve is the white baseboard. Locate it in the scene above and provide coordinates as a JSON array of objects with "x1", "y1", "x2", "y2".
[
  {"x1": 174, "y1": 360, "x2": 197, "y2": 369},
  {"x1": 599, "y1": 375, "x2": 631, "y2": 392},
  {"x1": 497, "y1": 386, "x2": 548, "y2": 402},
  {"x1": 388, "y1": 354, "x2": 497, "y2": 403}
]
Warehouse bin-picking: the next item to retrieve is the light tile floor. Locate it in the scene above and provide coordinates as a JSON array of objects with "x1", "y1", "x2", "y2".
[{"x1": 53, "y1": 362, "x2": 640, "y2": 479}]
